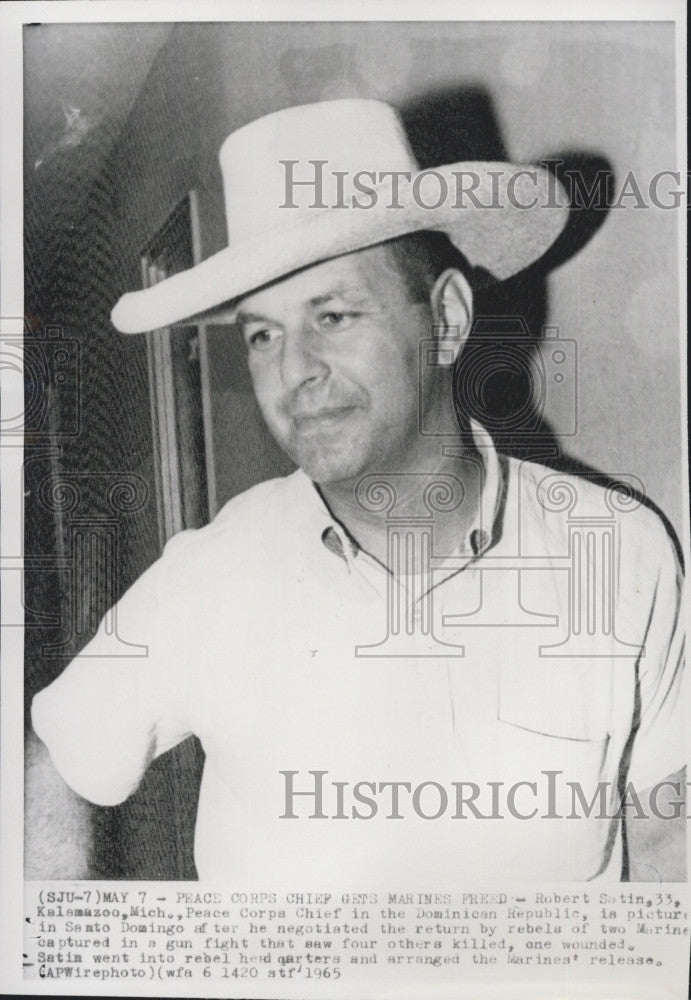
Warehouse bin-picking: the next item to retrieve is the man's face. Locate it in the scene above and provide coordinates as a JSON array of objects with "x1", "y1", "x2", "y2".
[{"x1": 236, "y1": 245, "x2": 433, "y2": 485}]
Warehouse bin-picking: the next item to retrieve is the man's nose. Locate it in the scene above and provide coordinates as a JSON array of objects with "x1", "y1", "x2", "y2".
[{"x1": 279, "y1": 327, "x2": 330, "y2": 392}]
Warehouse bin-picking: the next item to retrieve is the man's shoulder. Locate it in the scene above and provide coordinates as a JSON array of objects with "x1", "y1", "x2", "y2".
[
  {"x1": 213, "y1": 471, "x2": 305, "y2": 526},
  {"x1": 507, "y1": 455, "x2": 682, "y2": 570},
  {"x1": 159, "y1": 471, "x2": 306, "y2": 565}
]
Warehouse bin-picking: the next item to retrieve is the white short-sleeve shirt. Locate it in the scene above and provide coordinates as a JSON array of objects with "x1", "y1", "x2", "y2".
[{"x1": 32, "y1": 426, "x2": 685, "y2": 884}]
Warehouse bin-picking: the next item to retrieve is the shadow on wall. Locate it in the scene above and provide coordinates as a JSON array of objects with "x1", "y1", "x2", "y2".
[
  {"x1": 401, "y1": 88, "x2": 610, "y2": 464},
  {"x1": 401, "y1": 88, "x2": 680, "y2": 559}
]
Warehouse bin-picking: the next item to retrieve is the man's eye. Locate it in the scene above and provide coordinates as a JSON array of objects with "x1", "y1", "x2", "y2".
[
  {"x1": 246, "y1": 326, "x2": 282, "y2": 350},
  {"x1": 318, "y1": 311, "x2": 358, "y2": 330}
]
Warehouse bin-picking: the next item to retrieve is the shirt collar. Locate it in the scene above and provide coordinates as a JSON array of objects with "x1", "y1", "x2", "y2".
[{"x1": 294, "y1": 419, "x2": 505, "y2": 567}]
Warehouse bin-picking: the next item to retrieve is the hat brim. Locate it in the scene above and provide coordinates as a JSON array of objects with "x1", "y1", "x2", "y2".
[{"x1": 111, "y1": 162, "x2": 568, "y2": 334}]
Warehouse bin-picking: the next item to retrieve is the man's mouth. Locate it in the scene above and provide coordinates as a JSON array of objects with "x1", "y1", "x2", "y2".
[{"x1": 292, "y1": 406, "x2": 357, "y2": 431}]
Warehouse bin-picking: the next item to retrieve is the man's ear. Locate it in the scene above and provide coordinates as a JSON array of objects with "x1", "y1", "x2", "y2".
[{"x1": 429, "y1": 268, "x2": 473, "y2": 364}]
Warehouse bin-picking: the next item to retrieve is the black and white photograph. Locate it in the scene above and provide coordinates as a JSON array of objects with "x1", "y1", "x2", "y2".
[{"x1": 1, "y1": 2, "x2": 688, "y2": 997}]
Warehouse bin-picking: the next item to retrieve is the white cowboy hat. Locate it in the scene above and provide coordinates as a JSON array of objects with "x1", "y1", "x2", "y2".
[{"x1": 111, "y1": 99, "x2": 568, "y2": 334}]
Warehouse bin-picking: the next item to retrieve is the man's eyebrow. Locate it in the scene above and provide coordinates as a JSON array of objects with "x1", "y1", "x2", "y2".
[
  {"x1": 308, "y1": 288, "x2": 369, "y2": 308},
  {"x1": 235, "y1": 309, "x2": 271, "y2": 325},
  {"x1": 236, "y1": 287, "x2": 369, "y2": 324}
]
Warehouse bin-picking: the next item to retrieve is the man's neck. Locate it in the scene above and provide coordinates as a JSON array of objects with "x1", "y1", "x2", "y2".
[{"x1": 317, "y1": 429, "x2": 483, "y2": 573}]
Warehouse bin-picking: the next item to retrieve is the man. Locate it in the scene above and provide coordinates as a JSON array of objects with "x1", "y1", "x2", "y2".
[{"x1": 31, "y1": 100, "x2": 685, "y2": 883}]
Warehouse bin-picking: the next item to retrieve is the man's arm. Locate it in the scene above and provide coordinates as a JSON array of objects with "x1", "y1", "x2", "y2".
[
  {"x1": 29, "y1": 531, "x2": 198, "y2": 810},
  {"x1": 621, "y1": 508, "x2": 685, "y2": 881},
  {"x1": 25, "y1": 730, "x2": 92, "y2": 879},
  {"x1": 625, "y1": 766, "x2": 686, "y2": 881}
]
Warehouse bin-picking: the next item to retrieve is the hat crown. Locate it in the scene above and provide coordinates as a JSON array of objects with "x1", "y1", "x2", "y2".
[
  {"x1": 219, "y1": 99, "x2": 419, "y2": 242},
  {"x1": 112, "y1": 99, "x2": 569, "y2": 335}
]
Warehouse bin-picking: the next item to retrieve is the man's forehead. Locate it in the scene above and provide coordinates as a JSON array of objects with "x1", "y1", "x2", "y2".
[{"x1": 235, "y1": 244, "x2": 402, "y2": 318}]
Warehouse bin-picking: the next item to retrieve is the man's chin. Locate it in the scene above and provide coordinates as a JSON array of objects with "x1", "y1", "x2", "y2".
[{"x1": 293, "y1": 448, "x2": 366, "y2": 488}]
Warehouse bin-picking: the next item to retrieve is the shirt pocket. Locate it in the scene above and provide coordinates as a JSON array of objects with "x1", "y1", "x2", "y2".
[
  {"x1": 494, "y1": 658, "x2": 613, "y2": 791},
  {"x1": 497, "y1": 657, "x2": 613, "y2": 742}
]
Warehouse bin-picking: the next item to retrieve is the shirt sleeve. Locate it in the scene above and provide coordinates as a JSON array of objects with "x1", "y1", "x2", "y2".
[
  {"x1": 625, "y1": 515, "x2": 686, "y2": 793},
  {"x1": 31, "y1": 531, "x2": 197, "y2": 807}
]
